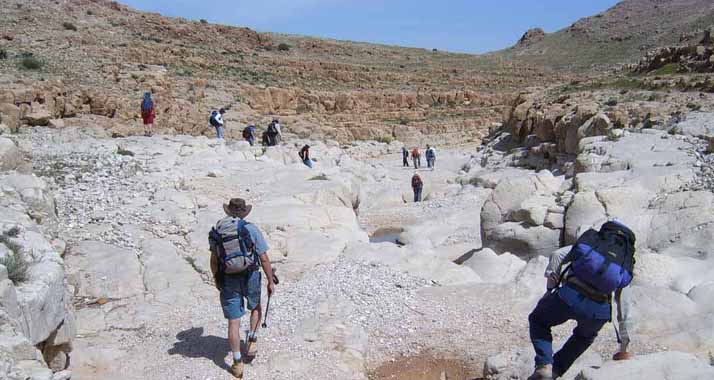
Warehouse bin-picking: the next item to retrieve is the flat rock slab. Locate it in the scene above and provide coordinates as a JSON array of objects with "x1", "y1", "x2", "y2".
[
  {"x1": 675, "y1": 112, "x2": 714, "y2": 138},
  {"x1": 575, "y1": 351, "x2": 714, "y2": 380},
  {"x1": 66, "y1": 241, "x2": 143, "y2": 300}
]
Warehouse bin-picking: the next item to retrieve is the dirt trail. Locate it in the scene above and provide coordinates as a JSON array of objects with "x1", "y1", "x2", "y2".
[{"x1": 370, "y1": 355, "x2": 482, "y2": 380}]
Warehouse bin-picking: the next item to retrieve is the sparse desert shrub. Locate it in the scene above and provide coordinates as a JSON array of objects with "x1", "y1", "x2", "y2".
[
  {"x1": 376, "y1": 135, "x2": 393, "y2": 144},
  {"x1": 19, "y1": 56, "x2": 43, "y2": 70},
  {"x1": 62, "y1": 22, "x2": 77, "y2": 31},
  {"x1": 0, "y1": 252, "x2": 28, "y2": 285},
  {"x1": 604, "y1": 98, "x2": 618, "y2": 107},
  {"x1": 277, "y1": 43, "x2": 290, "y2": 52},
  {"x1": 398, "y1": 117, "x2": 409, "y2": 125},
  {"x1": 86, "y1": 9, "x2": 94, "y2": 15},
  {"x1": 686, "y1": 102, "x2": 702, "y2": 111},
  {"x1": 0, "y1": 228, "x2": 28, "y2": 285},
  {"x1": 199, "y1": 19, "x2": 208, "y2": 24},
  {"x1": 650, "y1": 63, "x2": 679, "y2": 76},
  {"x1": 0, "y1": 49, "x2": 7, "y2": 60},
  {"x1": 308, "y1": 174, "x2": 329, "y2": 181},
  {"x1": 668, "y1": 125, "x2": 682, "y2": 135}
]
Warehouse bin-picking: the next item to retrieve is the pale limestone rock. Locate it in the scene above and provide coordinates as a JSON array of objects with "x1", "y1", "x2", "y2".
[
  {"x1": 0, "y1": 138, "x2": 21, "y2": 171},
  {"x1": 66, "y1": 241, "x2": 143, "y2": 299},
  {"x1": 576, "y1": 351, "x2": 714, "y2": 380},
  {"x1": 462, "y1": 248, "x2": 526, "y2": 284}
]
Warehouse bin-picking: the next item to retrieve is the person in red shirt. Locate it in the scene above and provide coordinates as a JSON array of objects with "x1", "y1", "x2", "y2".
[
  {"x1": 411, "y1": 173, "x2": 423, "y2": 202},
  {"x1": 140, "y1": 92, "x2": 155, "y2": 136}
]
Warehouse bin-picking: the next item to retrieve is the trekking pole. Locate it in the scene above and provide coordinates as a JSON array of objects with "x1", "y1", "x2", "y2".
[
  {"x1": 262, "y1": 273, "x2": 279, "y2": 328},
  {"x1": 261, "y1": 296, "x2": 271, "y2": 328}
]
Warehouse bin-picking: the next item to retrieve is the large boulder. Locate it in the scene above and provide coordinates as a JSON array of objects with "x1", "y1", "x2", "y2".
[
  {"x1": 480, "y1": 170, "x2": 565, "y2": 256},
  {"x1": 462, "y1": 248, "x2": 526, "y2": 284},
  {"x1": 674, "y1": 112, "x2": 714, "y2": 139},
  {"x1": 0, "y1": 138, "x2": 21, "y2": 171},
  {"x1": 22, "y1": 105, "x2": 52, "y2": 127},
  {"x1": 0, "y1": 103, "x2": 21, "y2": 132},
  {"x1": 484, "y1": 344, "x2": 602, "y2": 380},
  {"x1": 487, "y1": 222, "x2": 561, "y2": 258},
  {"x1": 575, "y1": 351, "x2": 714, "y2": 380}
]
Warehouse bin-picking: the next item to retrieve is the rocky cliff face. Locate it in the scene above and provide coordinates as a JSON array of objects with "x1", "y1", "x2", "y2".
[{"x1": 0, "y1": 137, "x2": 75, "y2": 380}]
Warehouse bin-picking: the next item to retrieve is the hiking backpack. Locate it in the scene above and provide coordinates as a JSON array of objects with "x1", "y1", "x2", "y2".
[
  {"x1": 267, "y1": 122, "x2": 277, "y2": 134},
  {"x1": 209, "y1": 218, "x2": 258, "y2": 275},
  {"x1": 209, "y1": 111, "x2": 220, "y2": 127},
  {"x1": 567, "y1": 221, "x2": 636, "y2": 295},
  {"x1": 141, "y1": 99, "x2": 153, "y2": 116}
]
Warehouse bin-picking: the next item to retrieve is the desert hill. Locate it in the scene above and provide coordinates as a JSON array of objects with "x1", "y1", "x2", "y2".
[
  {"x1": 501, "y1": 0, "x2": 714, "y2": 72},
  {"x1": 0, "y1": 0, "x2": 566, "y2": 144}
]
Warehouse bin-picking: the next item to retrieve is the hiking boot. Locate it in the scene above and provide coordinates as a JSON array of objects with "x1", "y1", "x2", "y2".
[
  {"x1": 247, "y1": 337, "x2": 258, "y2": 357},
  {"x1": 527, "y1": 364, "x2": 553, "y2": 380},
  {"x1": 230, "y1": 361, "x2": 244, "y2": 378}
]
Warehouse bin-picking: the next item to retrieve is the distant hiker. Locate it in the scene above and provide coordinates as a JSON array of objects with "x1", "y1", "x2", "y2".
[
  {"x1": 411, "y1": 147, "x2": 421, "y2": 169},
  {"x1": 411, "y1": 173, "x2": 423, "y2": 202},
  {"x1": 243, "y1": 125, "x2": 257, "y2": 146},
  {"x1": 209, "y1": 108, "x2": 226, "y2": 140},
  {"x1": 425, "y1": 145, "x2": 436, "y2": 170},
  {"x1": 261, "y1": 130, "x2": 270, "y2": 146},
  {"x1": 209, "y1": 198, "x2": 276, "y2": 379},
  {"x1": 402, "y1": 146, "x2": 409, "y2": 167},
  {"x1": 140, "y1": 92, "x2": 155, "y2": 137},
  {"x1": 266, "y1": 119, "x2": 281, "y2": 146},
  {"x1": 272, "y1": 119, "x2": 283, "y2": 144},
  {"x1": 527, "y1": 221, "x2": 635, "y2": 380},
  {"x1": 299, "y1": 144, "x2": 312, "y2": 168}
]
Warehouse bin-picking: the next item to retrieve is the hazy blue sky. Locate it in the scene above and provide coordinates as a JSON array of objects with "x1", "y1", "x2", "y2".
[{"x1": 120, "y1": 0, "x2": 620, "y2": 53}]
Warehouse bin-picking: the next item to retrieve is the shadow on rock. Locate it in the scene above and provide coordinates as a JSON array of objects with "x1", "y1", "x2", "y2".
[{"x1": 168, "y1": 327, "x2": 230, "y2": 371}]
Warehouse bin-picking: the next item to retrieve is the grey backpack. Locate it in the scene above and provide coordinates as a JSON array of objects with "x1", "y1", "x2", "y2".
[{"x1": 210, "y1": 218, "x2": 258, "y2": 274}]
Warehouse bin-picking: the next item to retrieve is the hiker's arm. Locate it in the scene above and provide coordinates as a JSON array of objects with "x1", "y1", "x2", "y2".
[
  {"x1": 545, "y1": 247, "x2": 573, "y2": 290},
  {"x1": 613, "y1": 287, "x2": 634, "y2": 360},
  {"x1": 259, "y1": 253, "x2": 275, "y2": 296},
  {"x1": 209, "y1": 233, "x2": 222, "y2": 290}
]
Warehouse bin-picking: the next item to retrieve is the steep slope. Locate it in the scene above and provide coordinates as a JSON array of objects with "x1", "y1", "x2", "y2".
[
  {"x1": 499, "y1": 0, "x2": 714, "y2": 72},
  {"x1": 0, "y1": 0, "x2": 565, "y2": 144}
]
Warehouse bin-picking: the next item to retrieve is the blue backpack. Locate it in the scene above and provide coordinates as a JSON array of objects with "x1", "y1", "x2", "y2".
[{"x1": 568, "y1": 221, "x2": 636, "y2": 295}]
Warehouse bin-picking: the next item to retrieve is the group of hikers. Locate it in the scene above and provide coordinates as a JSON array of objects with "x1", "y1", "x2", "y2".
[
  {"x1": 208, "y1": 109, "x2": 282, "y2": 147},
  {"x1": 401, "y1": 145, "x2": 436, "y2": 203},
  {"x1": 148, "y1": 87, "x2": 635, "y2": 380},
  {"x1": 209, "y1": 195, "x2": 636, "y2": 380},
  {"x1": 140, "y1": 93, "x2": 284, "y2": 146},
  {"x1": 402, "y1": 145, "x2": 436, "y2": 170}
]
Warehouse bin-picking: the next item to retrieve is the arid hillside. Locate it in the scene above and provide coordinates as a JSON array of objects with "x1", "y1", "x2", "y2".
[
  {"x1": 0, "y1": 0, "x2": 568, "y2": 144},
  {"x1": 500, "y1": 0, "x2": 714, "y2": 72}
]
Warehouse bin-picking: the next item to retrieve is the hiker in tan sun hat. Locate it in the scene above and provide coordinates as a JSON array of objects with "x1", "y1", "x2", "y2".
[{"x1": 209, "y1": 198, "x2": 276, "y2": 378}]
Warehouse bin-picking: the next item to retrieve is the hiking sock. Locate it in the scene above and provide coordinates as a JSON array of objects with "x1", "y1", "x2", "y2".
[{"x1": 233, "y1": 351, "x2": 242, "y2": 362}]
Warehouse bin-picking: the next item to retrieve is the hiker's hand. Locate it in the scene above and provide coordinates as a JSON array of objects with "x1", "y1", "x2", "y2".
[
  {"x1": 267, "y1": 281, "x2": 275, "y2": 297},
  {"x1": 613, "y1": 351, "x2": 633, "y2": 361}
]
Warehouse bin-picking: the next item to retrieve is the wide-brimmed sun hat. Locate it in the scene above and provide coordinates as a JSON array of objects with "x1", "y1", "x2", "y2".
[{"x1": 223, "y1": 198, "x2": 252, "y2": 219}]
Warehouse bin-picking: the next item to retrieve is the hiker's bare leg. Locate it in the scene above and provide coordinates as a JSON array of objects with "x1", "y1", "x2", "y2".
[
  {"x1": 228, "y1": 318, "x2": 241, "y2": 355},
  {"x1": 250, "y1": 305, "x2": 262, "y2": 335}
]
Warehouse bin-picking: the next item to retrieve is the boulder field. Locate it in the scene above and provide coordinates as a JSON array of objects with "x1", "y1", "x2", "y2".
[{"x1": 0, "y1": 116, "x2": 713, "y2": 379}]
